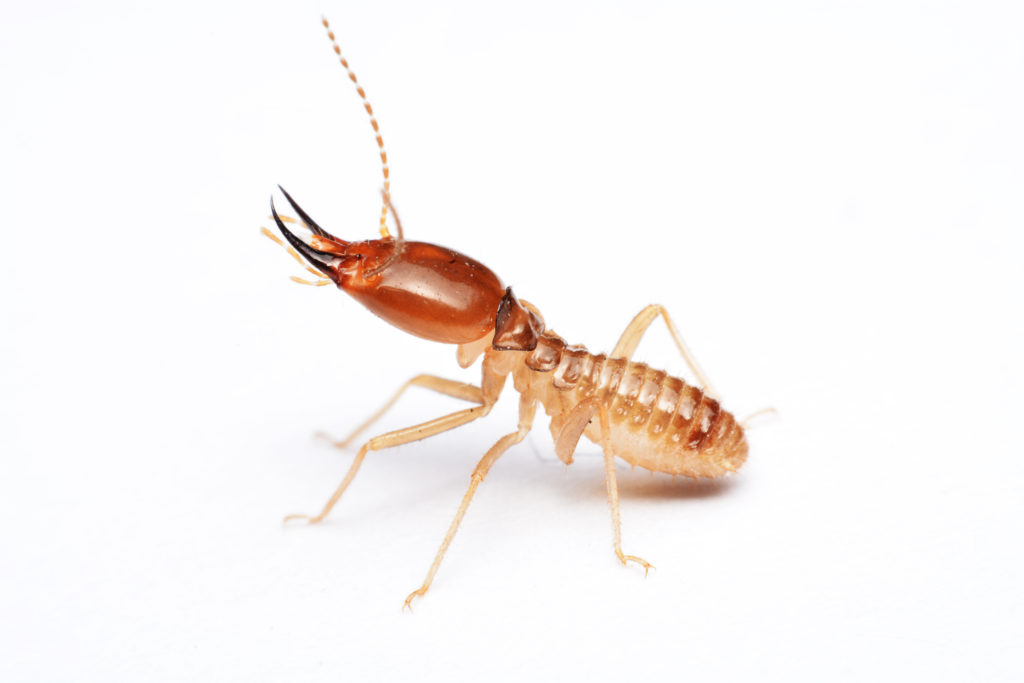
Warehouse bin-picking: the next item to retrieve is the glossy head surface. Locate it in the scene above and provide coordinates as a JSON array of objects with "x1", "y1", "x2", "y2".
[
  {"x1": 343, "y1": 240, "x2": 505, "y2": 343},
  {"x1": 272, "y1": 191, "x2": 505, "y2": 344}
]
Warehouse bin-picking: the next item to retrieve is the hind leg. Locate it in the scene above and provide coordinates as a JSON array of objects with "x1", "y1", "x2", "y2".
[{"x1": 611, "y1": 305, "x2": 718, "y2": 399}]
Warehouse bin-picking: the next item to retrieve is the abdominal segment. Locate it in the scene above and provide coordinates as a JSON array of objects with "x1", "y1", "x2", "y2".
[{"x1": 513, "y1": 332, "x2": 748, "y2": 478}]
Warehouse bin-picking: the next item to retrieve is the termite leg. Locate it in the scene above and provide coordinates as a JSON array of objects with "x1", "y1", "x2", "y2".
[
  {"x1": 597, "y1": 403, "x2": 653, "y2": 574},
  {"x1": 403, "y1": 395, "x2": 537, "y2": 610},
  {"x1": 552, "y1": 397, "x2": 602, "y2": 465},
  {"x1": 741, "y1": 406, "x2": 778, "y2": 429},
  {"x1": 284, "y1": 400, "x2": 494, "y2": 525},
  {"x1": 553, "y1": 399, "x2": 653, "y2": 574},
  {"x1": 610, "y1": 305, "x2": 719, "y2": 399},
  {"x1": 318, "y1": 374, "x2": 485, "y2": 449}
]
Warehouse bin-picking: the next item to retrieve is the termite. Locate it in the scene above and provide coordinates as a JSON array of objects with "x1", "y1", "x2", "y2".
[{"x1": 264, "y1": 18, "x2": 749, "y2": 608}]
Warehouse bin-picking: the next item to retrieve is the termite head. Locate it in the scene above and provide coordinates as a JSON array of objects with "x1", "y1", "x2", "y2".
[{"x1": 271, "y1": 187, "x2": 508, "y2": 344}]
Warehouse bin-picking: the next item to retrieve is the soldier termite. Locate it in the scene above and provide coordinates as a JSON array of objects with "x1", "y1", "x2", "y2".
[{"x1": 264, "y1": 17, "x2": 750, "y2": 608}]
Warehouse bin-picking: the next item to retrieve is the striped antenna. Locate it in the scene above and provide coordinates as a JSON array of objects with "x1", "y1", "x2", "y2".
[{"x1": 322, "y1": 16, "x2": 392, "y2": 239}]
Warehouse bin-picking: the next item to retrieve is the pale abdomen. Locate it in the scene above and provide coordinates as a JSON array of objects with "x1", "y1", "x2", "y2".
[{"x1": 511, "y1": 333, "x2": 748, "y2": 479}]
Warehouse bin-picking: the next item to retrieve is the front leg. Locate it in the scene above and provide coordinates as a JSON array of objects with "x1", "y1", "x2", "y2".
[
  {"x1": 284, "y1": 402, "x2": 493, "y2": 525},
  {"x1": 319, "y1": 374, "x2": 485, "y2": 449},
  {"x1": 403, "y1": 394, "x2": 538, "y2": 609}
]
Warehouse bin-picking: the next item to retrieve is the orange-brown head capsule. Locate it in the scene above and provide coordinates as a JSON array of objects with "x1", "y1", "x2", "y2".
[{"x1": 272, "y1": 189, "x2": 505, "y2": 343}]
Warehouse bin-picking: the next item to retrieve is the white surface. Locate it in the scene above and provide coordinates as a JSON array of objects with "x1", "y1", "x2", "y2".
[{"x1": 2, "y1": 1, "x2": 1022, "y2": 681}]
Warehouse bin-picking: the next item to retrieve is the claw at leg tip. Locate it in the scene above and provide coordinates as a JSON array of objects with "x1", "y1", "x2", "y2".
[
  {"x1": 313, "y1": 431, "x2": 349, "y2": 448},
  {"x1": 403, "y1": 587, "x2": 427, "y2": 611},
  {"x1": 283, "y1": 513, "x2": 317, "y2": 525}
]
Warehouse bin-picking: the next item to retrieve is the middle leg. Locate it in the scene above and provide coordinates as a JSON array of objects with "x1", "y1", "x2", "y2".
[
  {"x1": 552, "y1": 398, "x2": 653, "y2": 573},
  {"x1": 596, "y1": 403, "x2": 653, "y2": 574}
]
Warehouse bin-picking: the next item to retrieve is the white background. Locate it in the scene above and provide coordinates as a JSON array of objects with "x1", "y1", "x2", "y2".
[{"x1": 2, "y1": 1, "x2": 1022, "y2": 681}]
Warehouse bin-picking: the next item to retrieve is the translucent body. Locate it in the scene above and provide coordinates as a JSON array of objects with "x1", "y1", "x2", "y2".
[
  {"x1": 270, "y1": 22, "x2": 751, "y2": 607},
  {"x1": 271, "y1": 191, "x2": 748, "y2": 608},
  {"x1": 270, "y1": 192, "x2": 749, "y2": 475},
  {"x1": 501, "y1": 331, "x2": 748, "y2": 478}
]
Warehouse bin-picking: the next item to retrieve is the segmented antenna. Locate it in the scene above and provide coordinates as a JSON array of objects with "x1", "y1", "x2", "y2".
[{"x1": 322, "y1": 16, "x2": 392, "y2": 239}]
